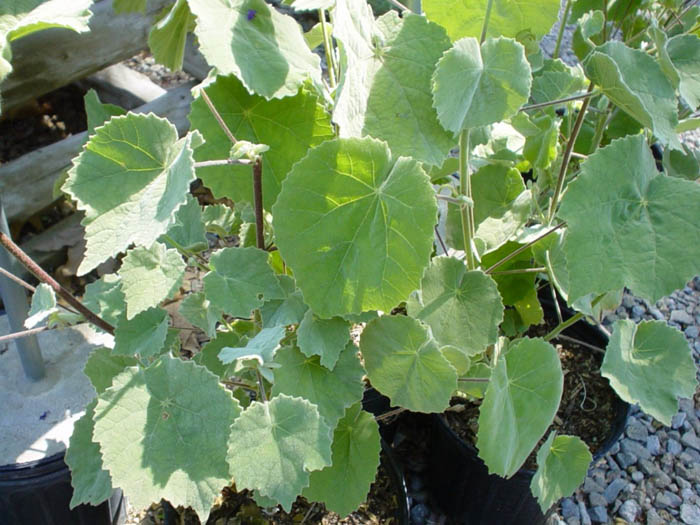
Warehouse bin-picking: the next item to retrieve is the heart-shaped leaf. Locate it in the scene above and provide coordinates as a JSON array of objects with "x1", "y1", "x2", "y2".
[{"x1": 272, "y1": 137, "x2": 437, "y2": 318}]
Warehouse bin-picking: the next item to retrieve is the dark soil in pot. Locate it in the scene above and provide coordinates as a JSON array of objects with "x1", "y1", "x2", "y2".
[
  {"x1": 139, "y1": 442, "x2": 410, "y2": 525},
  {"x1": 0, "y1": 451, "x2": 125, "y2": 525},
  {"x1": 427, "y1": 300, "x2": 630, "y2": 525}
]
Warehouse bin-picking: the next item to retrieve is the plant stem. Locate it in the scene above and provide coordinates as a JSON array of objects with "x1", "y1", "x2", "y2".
[
  {"x1": 194, "y1": 159, "x2": 251, "y2": 168},
  {"x1": 555, "y1": 334, "x2": 605, "y2": 354},
  {"x1": 0, "y1": 326, "x2": 48, "y2": 343},
  {"x1": 318, "y1": 9, "x2": 337, "y2": 89},
  {"x1": 590, "y1": 103, "x2": 614, "y2": 152},
  {"x1": 200, "y1": 88, "x2": 238, "y2": 145},
  {"x1": 484, "y1": 223, "x2": 566, "y2": 274},
  {"x1": 480, "y1": 0, "x2": 495, "y2": 43},
  {"x1": 256, "y1": 370, "x2": 268, "y2": 402},
  {"x1": 544, "y1": 294, "x2": 604, "y2": 341},
  {"x1": 458, "y1": 130, "x2": 475, "y2": 270},
  {"x1": 490, "y1": 267, "x2": 547, "y2": 275},
  {"x1": 406, "y1": 0, "x2": 421, "y2": 14},
  {"x1": 0, "y1": 232, "x2": 115, "y2": 335},
  {"x1": 253, "y1": 158, "x2": 265, "y2": 251},
  {"x1": 458, "y1": 377, "x2": 490, "y2": 383},
  {"x1": 547, "y1": 83, "x2": 595, "y2": 224},
  {"x1": 434, "y1": 226, "x2": 448, "y2": 256},
  {"x1": 386, "y1": 0, "x2": 409, "y2": 11},
  {"x1": 553, "y1": 0, "x2": 572, "y2": 59},
  {"x1": 520, "y1": 90, "x2": 599, "y2": 112},
  {"x1": 0, "y1": 266, "x2": 35, "y2": 293}
]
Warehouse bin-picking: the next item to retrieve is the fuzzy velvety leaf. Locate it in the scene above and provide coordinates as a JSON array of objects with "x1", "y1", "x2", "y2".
[
  {"x1": 218, "y1": 325, "x2": 286, "y2": 369},
  {"x1": 179, "y1": 292, "x2": 221, "y2": 337},
  {"x1": 148, "y1": 0, "x2": 193, "y2": 72},
  {"x1": 83, "y1": 347, "x2": 138, "y2": 394},
  {"x1": 446, "y1": 164, "x2": 530, "y2": 254},
  {"x1": 667, "y1": 34, "x2": 700, "y2": 109},
  {"x1": 583, "y1": 41, "x2": 681, "y2": 150},
  {"x1": 63, "y1": 113, "x2": 200, "y2": 274},
  {"x1": 602, "y1": 320, "x2": 698, "y2": 426},
  {"x1": 25, "y1": 283, "x2": 57, "y2": 328},
  {"x1": 160, "y1": 194, "x2": 208, "y2": 253},
  {"x1": 559, "y1": 135, "x2": 700, "y2": 303},
  {"x1": 407, "y1": 258, "x2": 503, "y2": 355},
  {"x1": 272, "y1": 343, "x2": 364, "y2": 429},
  {"x1": 477, "y1": 337, "x2": 563, "y2": 477},
  {"x1": 664, "y1": 143, "x2": 700, "y2": 180},
  {"x1": 360, "y1": 315, "x2": 456, "y2": 413},
  {"x1": 332, "y1": 5, "x2": 453, "y2": 166},
  {"x1": 93, "y1": 355, "x2": 241, "y2": 521},
  {"x1": 432, "y1": 37, "x2": 531, "y2": 133},
  {"x1": 227, "y1": 395, "x2": 332, "y2": 510},
  {"x1": 65, "y1": 400, "x2": 113, "y2": 508},
  {"x1": 260, "y1": 275, "x2": 308, "y2": 328},
  {"x1": 189, "y1": 75, "x2": 333, "y2": 207},
  {"x1": 423, "y1": 0, "x2": 558, "y2": 40},
  {"x1": 203, "y1": 247, "x2": 284, "y2": 318},
  {"x1": 0, "y1": 0, "x2": 92, "y2": 85},
  {"x1": 530, "y1": 59, "x2": 586, "y2": 106},
  {"x1": 119, "y1": 242, "x2": 185, "y2": 319},
  {"x1": 113, "y1": 307, "x2": 170, "y2": 358},
  {"x1": 272, "y1": 137, "x2": 437, "y2": 318},
  {"x1": 303, "y1": 402, "x2": 381, "y2": 516},
  {"x1": 286, "y1": 0, "x2": 335, "y2": 10},
  {"x1": 84, "y1": 89, "x2": 126, "y2": 138},
  {"x1": 296, "y1": 309, "x2": 351, "y2": 369},
  {"x1": 82, "y1": 274, "x2": 125, "y2": 329},
  {"x1": 530, "y1": 433, "x2": 592, "y2": 512},
  {"x1": 193, "y1": 331, "x2": 242, "y2": 378},
  {"x1": 188, "y1": 0, "x2": 321, "y2": 99}
]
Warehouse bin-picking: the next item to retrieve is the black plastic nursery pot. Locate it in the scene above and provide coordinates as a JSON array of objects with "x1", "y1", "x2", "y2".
[
  {"x1": 0, "y1": 451, "x2": 125, "y2": 525},
  {"x1": 427, "y1": 300, "x2": 630, "y2": 525}
]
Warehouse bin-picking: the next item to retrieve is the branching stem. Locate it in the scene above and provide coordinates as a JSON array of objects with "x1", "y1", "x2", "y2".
[
  {"x1": 480, "y1": 0, "x2": 495, "y2": 43},
  {"x1": 0, "y1": 233, "x2": 115, "y2": 335},
  {"x1": 253, "y1": 158, "x2": 265, "y2": 251},
  {"x1": 319, "y1": 9, "x2": 337, "y2": 89},
  {"x1": 520, "y1": 90, "x2": 599, "y2": 112},
  {"x1": 458, "y1": 130, "x2": 475, "y2": 270},
  {"x1": 0, "y1": 326, "x2": 48, "y2": 343},
  {"x1": 544, "y1": 294, "x2": 604, "y2": 341},
  {"x1": 200, "y1": 88, "x2": 238, "y2": 145},
  {"x1": 484, "y1": 223, "x2": 566, "y2": 274},
  {"x1": 194, "y1": 159, "x2": 251, "y2": 168},
  {"x1": 553, "y1": 0, "x2": 572, "y2": 59}
]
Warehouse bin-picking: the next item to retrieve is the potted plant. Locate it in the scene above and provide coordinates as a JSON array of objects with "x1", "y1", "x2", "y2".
[{"x1": 4, "y1": 0, "x2": 699, "y2": 521}]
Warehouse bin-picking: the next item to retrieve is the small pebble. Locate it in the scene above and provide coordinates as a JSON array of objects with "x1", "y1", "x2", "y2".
[
  {"x1": 681, "y1": 429, "x2": 700, "y2": 452},
  {"x1": 631, "y1": 471, "x2": 644, "y2": 483},
  {"x1": 671, "y1": 310, "x2": 695, "y2": 325},
  {"x1": 627, "y1": 420, "x2": 649, "y2": 442},
  {"x1": 647, "y1": 435, "x2": 661, "y2": 456},
  {"x1": 686, "y1": 325, "x2": 699, "y2": 339},
  {"x1": 680, "y1": 503, "x2": 700, "y2": 525},
  {"x1": 618, "y1": 500, "x2": 640, "y2": 522},
  {"x1": 604, "y1": 478, "x2": 627, "y2": 504},
  {"x1": 674, "y1": 412, "x2": 688, "y2": 430},
  {"x1": 588, "y1": 506, "x2": 608, "y2": 523},
  {"x1": 410, "y1": 503, "x2": 430, "y2": 524},
  {"x1": 561, "y1": 498, "x2": 580, "y2": 520},
  {"x1": 668, "y1": 438, "x2": 683, "y2": 455},
  {"x1": 579, "y1": 501, "x2": 592, "y2": 525}
]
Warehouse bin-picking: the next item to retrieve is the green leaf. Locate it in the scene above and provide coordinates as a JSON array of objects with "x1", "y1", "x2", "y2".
[
  {"x1": 119, "y1": 242, "x2": 185, "y2": 319},
  {"x1": 559, "y1": 135, "x2": 700, "y2": 303},
  {"x1": 84, "y1": 89, "x2": 126, "y2": 139},
  {"x1": 112, "y1": 0, "x2": 146, "y2": 13},
  {"x1": 0, "y1": 0, "x2": 92, "y2": 85},
  {"x1": 83, "y1": 347, "x2": 138, "y2": 394},
  {"x1": 530, "y1": 433, "x2": 593, "y2": 512},
  {"x1": 82, "y1": 274, "x2": 125, "y2": 329},
  {"x1": 602, "y1": 320, "x2": 698, "y2": 426},
  {"x1": 667, "y1": 34, "x2": 700, "y2": 109},
  {"x1": 440, "y1": 345, "x2": 471, "y2": 376},
  {"x1": 677, "y1": 117, "x2": 700, "y2": 133},
  {"x1": 477, "y1": 337, "x2": 563, "y2": 477},
  {"x1": 227, "y1": 394, "x2": 332, "y2": 510},
  {"x1": 407, "y1": 258, "x2": 503, "y2": 356},
  {"x1": 25, "y1": 283, "x2": 57, "y2": 328},
  {"x1": 285, "y1": 0, "x2": 335, "y2": 10},
  {"x1": 219, "y1": 325, "x2": 286, "y2": 381},
  {"x1": 423, "y1": 0, "x2": 559, "y2": 41},
  {"x1": 188, "y1": 0, "x2": 321, "y2": 99},
  {"x1": 272, "y1": 343, "x2": 364, "y2": 429},
  {"x1": 203, "y1": 247, "x2": 284, "y2": 318},
  {"x1": 179, "y1": 292, "x2": 221, "y2": 337},
  {"x1": 93, "y1": 355, "x2": 241, "y2": 521},
  {"x1": 148, "y1": 0, "x2": 193, "y2": 72},
  {"x1": 512, "y1": 113, "x2": 560, "y2": 169},
  {"x1": 202, "y1": 204, "x2": 239, "y2": 237},
  {"x1": 272, "y1": 137, "x2": 437, "y2": 318},
  {"x1": 583, "y1": 41, "x2": 681, "y2": 150},
  {"x1": 193, "y1": 331, "x2": 242, "y2": 378},
  {"x1": 113, "y1": 307, "x2": 169, "y2": 358},
  {"x1": 360, "y1": 315, "x2": 457, "y2": 413},
  {"x1": 446, "y1": 164, "x2": 530, "y2": 254},
  {"x1": 65, "y1": 400, "x2": 113, "y2": 508},
  {"x1": 332, "y1": 6, "x2": 453, "y2": 166},
  {"x1": 664, "y1": 143, "x2": 700, "y2": 180},
  {"x1": 303, "y1": 21, "x2": 332, "y2": 50},
  {"x1": 530, "y1": 59, "x2": 586, "y2": 106},
  {"x1": 480, "y1": 243, "x2": 536, "y2": 306},
  {"x1": 160, "y1": 194, "x2": 208, "y2": 253},
  {"x1": 296, "y1": 309, "x2": 351, "y2": 369},
  {"x1": 189, "y1": 75, "x2": 333, "y2": 207},
  {"x1": 63, "y1": 113, "x2": 200, "y2": 274},
  {"x1": 303, "y1": 402, "x2": 381, "y2": 517},
  {"x1": 260, "y1": 275, "x2": 308, "y2": 328},
  {"x1": 432, "y1": 37, "x2": 531, "y2": 133},
  {"x1": 649, "y1": 22, "x2": 680, "y2": 89}
]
